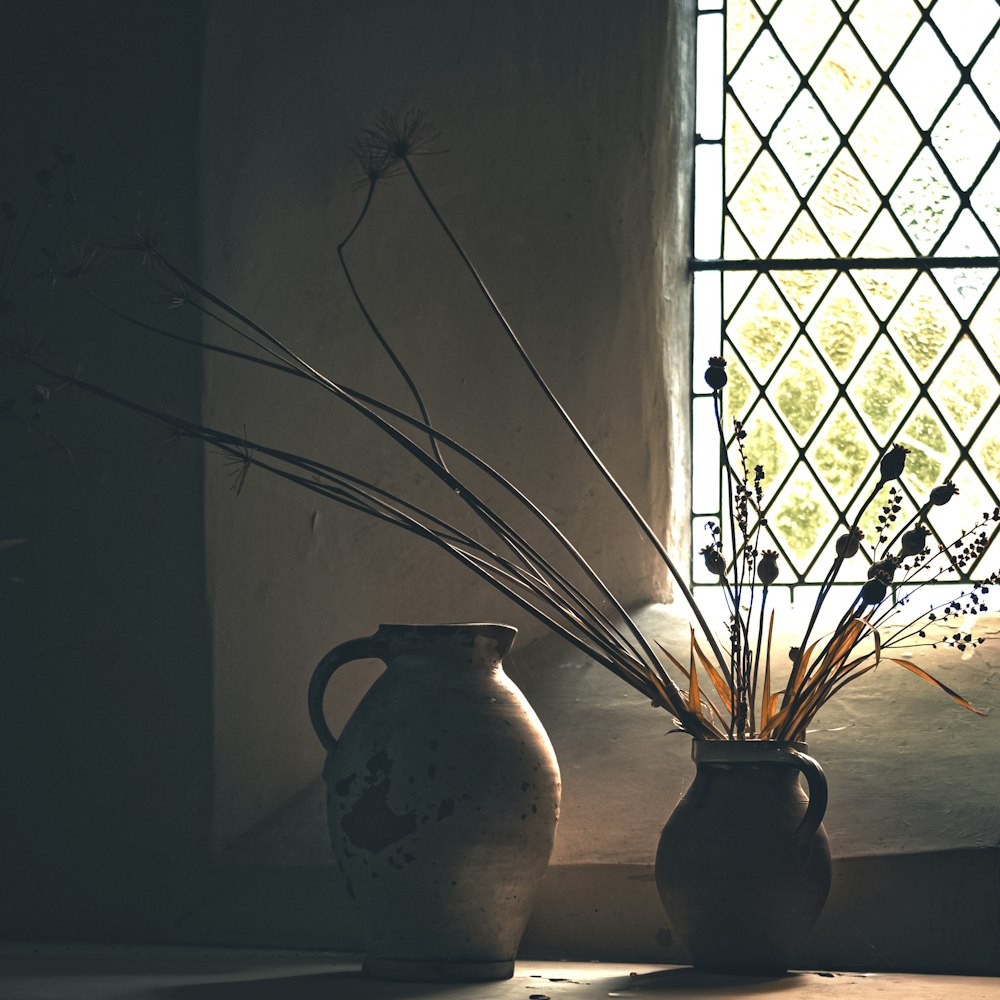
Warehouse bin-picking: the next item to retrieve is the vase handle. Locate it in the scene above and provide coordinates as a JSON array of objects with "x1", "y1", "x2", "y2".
[
  {"x1": 783, "y1": 747, "x2": 828, "y2": 839},
  {"x1": 308, "y1": 633, "x2": 386, "y2": 754}
]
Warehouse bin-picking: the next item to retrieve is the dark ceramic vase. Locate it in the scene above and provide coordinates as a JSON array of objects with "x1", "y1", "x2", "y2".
[
  {"x1": 655, "y1": 740, "x2": 831, "y2": 974},
  {"x1": 308, "y1": 623, "x2": 561, "y2": 982}
]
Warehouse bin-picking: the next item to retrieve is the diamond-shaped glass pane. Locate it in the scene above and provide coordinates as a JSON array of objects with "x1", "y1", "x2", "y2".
[
  {"x1": 732, "y1": 31, "x2": 801, "y2": 135},
  {"x1": 725, "y1": 97, "x2": 760, "y2": 195},
  {"x1": 886, "y1": 272, "x2": 960, "y2": 375},
  {"x1": 808, "y1": 400, "x2": 878, "y2": 500},
  {"x1": 891, "y1": 23, "x2": 962, "y2": 130},
  {"x1": 847, "y1": 335, "x2": 920, "y2": 440},
  {"x1": 728, "y1": 276, "x2": 799, "y2": 380},
  {"x1": 899, "y1": 399, "x2": 961, "y2": 493},
  {"x1": 774, "y1": 211, "x2": 836, "y2": 259},
  {"x1": 727, "y1": 0, "x2": 764, "y2": 71},
  {"x1": 971, "y1": 423, "x2": 1000, "y2": 498},
  {"x1": 722, "y1": 351, "x2": 757, "y2": 424},
  {"x1": 772, "y1": 0, "x2": 842, "y2": 73},
  {"x1": 774, "y1": 268, "x2": 835, "y2": 320},
  {"x1": 970, "y1": 279, "x2": 1000, "y2": 356},
  {"x1": 931, "y1": 0, "x2": 1000, "y2": 65},
  {"x1": 771, "y1": 336, "x2": 839, "y2": 442},
  {"x1": 767, "y1": 462, "x2": 838, "y2": 568},
  {"x1": 736, "y1": 398, "x2": 798, "y2": 489},
  {"x1": 730, "y1": 151, "x2": 800, "y2": 254},
  {"x1": 851, "y1": 87, "x2": 921, "y2": 194},
  {"x1": 929, "y1": 335, "x2": 1000, "y2": 434},
  {"x1": 933, "y1": 86, "x2": 1000, "y2": 191},
  {"x1": 934, "y1": 211, "x2": 997, "y2": 316},
  {"x1": 810, "y1": 148, "x2": 880, "y2": 253},
  {"x1": 972, "y1": 34, "x2": 1000, "y2": 110},
  {"x1": 855, "y1": 209, "x2": 914, "y2": 257},
  {"x1": 771, "y1": 91, "x2": 839, "y2": 194},
  {"x1": 852, "y1": 0, "x2": 921, "y2": 70},
  {"x1": 970, "y1": 155, "x2": 1000, "y2": 248},
  {"x1": 809, "y1": 272, "x2": 880, "y2": 372},
  {"x1": 723, "y1": 267, "x2": 755, "y2": 322},
  {"x1": 890, "y1": 148, "x2": 960, "y2": 253},
  {"x1": 852, "y1": 267, "x2": 917, "y2": 321},
  {"x1": 810, "y1": 25, "x2": 879, "y2": 133}
]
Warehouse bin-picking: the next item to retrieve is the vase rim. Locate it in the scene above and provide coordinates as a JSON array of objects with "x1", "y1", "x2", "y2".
[
  {"x1": 692, "y1": 738, "x2": 811, "y2": 764},
  {"x1": 373, "y1": 622, "x2": 517, "y2": 655}
]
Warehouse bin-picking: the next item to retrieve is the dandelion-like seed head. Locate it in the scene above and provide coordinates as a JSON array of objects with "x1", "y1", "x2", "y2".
[{"x1": 353, "y1": 109, "x2": 442, "y2": 182}]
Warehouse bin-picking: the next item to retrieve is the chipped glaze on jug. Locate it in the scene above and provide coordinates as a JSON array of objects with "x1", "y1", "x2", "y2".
[{"x1": 309, "y1": 623, "x2": 560, "y2": 981}]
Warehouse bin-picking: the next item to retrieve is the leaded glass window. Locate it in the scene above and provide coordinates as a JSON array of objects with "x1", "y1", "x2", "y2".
[{"x1": 692, "y1": 0, "x2": 1000, "y2": 593}]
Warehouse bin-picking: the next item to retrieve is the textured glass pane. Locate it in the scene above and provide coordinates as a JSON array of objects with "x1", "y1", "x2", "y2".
[
  {"x1": 890, "y1": 148, "x2": 960, "y2": 253},
  {"x1": 855, "y1": 209, "x2": 913, "y2": 257},
  {"x1": 728, "y1": 276, "x2": 798, "y2": 380},
  {"x1": 768, "y1": 463, "x2": 837, "y2": 567},
  {"x1": 809, "y1": 273, "x2": 879, "y2": 372},
  {"x1": 891, "y1": 24, "x2": 962, "y2": 130},
  {"x1": 774, "y1": 268, "x2": 834, "y2": 320},
  {"x1": 808, "y1": 401, "x2": 877, "y2": 500},
  {"x1": 771, "y1": 0, "x2": 841, "y2": 73},
  {"x1": 773, "y1": 211, "x2": 835, "y2": 259},
  {"x1": 810, "y1": 149, "x2": 880, "y2": 254},
  {"x1": 933, "y1": 85, "x2": 1000, "y2": 191},
  {"x1": 847, "y1": 336, "x2": 919, "y2": 439},
  {"x1": 725, "y1": 97, "x2": 760, "y2": 195},
  {"x1": 900, "y1": 399, "x2": 960, "y2": 492},
  {"x1": 930, "y1": 335, "x2": 999, "y2": 434},
  {"x1": 971, "y1": 33, "x2": 1000, "y2": 110},
  {"x1": 931, "y1": 0, "x2": 1000, "y2": 65},
  {"x1": 722, "y1": 352, "x2": 756, "y2": 424},
  {"x1": 886, "y1": 272, "x2": 960, "y2": 375},
  {"x1": 771, "y1": 91, "x2": 838, "y2": 195},
  {"x1": 853, "y1": 267, "x2": 916, "y2": 321},
  {"x1": 730, "y1": 151, "x2": 799, "y2": 254},
  {"x1": 970, "y1": 157, "x2": 1000, "y2": 248},
  {"x1": 810, "y1": 26, "x2": 879, "y2": 132},
  {"x1": 934, "y1": 211, "x2": 997, "y2": 316},
  {"x1": 726, "y1": 0, "x2": 763, "y2": 71},
  {"x1": 736, "y1": 400, "x2": 796, "y2": 488},
  {"x1": 852, "y1": 0, "x2": 921, "y2": 70},
  {"x1": 771, "y1": 337, "x2": 838, "y2": 441},
  {"x1": 731, "y1": 31, "x2": 800, "y2": 135},
  {"x1": 851, "y1": 87, "x2": 921, "y2": 194}
]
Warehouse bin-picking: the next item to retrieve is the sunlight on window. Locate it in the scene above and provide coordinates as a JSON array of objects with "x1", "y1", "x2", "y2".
[{"x1": 692, "y1": 0, "x2": 1000, "y2": 593}]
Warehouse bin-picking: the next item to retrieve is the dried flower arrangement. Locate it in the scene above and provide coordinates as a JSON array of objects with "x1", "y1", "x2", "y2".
[{"x1": 3, "y1": 114, "x2": 996, "y2": 739}]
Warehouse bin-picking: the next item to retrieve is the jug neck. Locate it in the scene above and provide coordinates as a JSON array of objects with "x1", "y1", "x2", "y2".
[{"x1": 372, "y1": 623, "x2": 517, "y2": 666}]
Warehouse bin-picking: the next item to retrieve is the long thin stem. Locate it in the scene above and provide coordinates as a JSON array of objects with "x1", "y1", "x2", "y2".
[
  {"x1": 401, "y1": 156, "x2": 733, "y2": 683},
  {"x1": 335, "y1": 179, "x2": 447, "y2": 468}
]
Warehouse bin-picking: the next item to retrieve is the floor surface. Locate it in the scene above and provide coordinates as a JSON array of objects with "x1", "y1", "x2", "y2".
[{"x1": 1, "y1": 947, "x2": 1000, "y2": 1000}]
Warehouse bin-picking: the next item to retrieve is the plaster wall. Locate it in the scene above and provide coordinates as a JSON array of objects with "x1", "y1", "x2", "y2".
[{"x1": 199, "y1": 0, "x2": 695, "y2": 848}]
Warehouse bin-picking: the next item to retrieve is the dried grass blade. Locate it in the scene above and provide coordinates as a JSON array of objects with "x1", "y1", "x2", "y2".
[
  {"x1": 759, "y1": 611, "x2": 775, "y2": 730},
  {"x1": 690, "y1": 632, "x2": 734, "y2": 713},
  {"x1": 886, "y1": 658, "x2": 988, "y2": 715},
  {"x1": 688, "y1": 631, "x2": 702, "y2": 717}
]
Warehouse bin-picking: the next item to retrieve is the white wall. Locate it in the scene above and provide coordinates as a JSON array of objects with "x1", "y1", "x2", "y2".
[{"x1": 199, "y1": 0, "x2": 695, "y2": 848}]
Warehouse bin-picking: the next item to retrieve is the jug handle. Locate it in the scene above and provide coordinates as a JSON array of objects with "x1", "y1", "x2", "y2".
[
  {"x1": 781, "y1": 747, "x2": 828, "y2": 840},
  {"x1": 308, "y1": 633, "x2": 384, "y2": 754}
]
